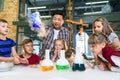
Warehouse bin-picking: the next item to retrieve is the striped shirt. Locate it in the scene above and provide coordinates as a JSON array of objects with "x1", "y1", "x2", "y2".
[{"x1": 0, "y1": 38, "x2": 16, "y2": 57}]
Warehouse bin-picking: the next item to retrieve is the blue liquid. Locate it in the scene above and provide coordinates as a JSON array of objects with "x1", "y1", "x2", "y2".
[{"x1": 72, "y1": 63, "x2": 85, "y2": 71}]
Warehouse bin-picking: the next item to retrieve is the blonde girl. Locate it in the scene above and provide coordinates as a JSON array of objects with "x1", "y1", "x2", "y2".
[
  {"x1": 88, "y1": 33, "x2": 120, "y2": 72},
  {"x1": 92, "y1": 17, "x2": 120, "y2": 47},
  {"x1": 50, "y1": 39, "x2": 68, "y2": 62}
]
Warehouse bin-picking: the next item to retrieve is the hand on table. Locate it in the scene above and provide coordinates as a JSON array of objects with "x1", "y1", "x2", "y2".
[{"x1": 19, "y1": 58, "x2": 29, "y2": 65}]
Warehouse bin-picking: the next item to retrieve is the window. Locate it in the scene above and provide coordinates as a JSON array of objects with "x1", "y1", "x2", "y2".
[{"x1": 0, "y1": 0, "x2": 4, "y2": 11}]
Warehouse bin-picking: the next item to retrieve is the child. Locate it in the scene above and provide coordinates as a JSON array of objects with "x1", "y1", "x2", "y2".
[
  {"x1": 0, "y1": 19, "x2": 20, "y2": 64},
  {"x1": 92, "y1": 17, "x2": 120, "y2": 47},
  {"x1": 19, "y1": 39, "x2": 41, "y2": 67},
  {"x1": 50, "y1": 39, "x2": 68, "y2": 62},
  {"x1": 88, "y1": 33, "x2": 120, "y2": 72},
  {"x1": 65, "y1": 48, "x2": 75, "y2": 66}
]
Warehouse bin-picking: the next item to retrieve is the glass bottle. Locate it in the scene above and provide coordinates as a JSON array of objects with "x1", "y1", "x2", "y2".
[
  {"x1": 40, "y1": 49, "x2": 54, "y2": 72},
  {"x1": 56, "y1": 50, "x2": 70, "y2": 70}
]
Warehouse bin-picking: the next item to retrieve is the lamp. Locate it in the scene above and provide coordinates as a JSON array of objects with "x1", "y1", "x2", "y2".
[
  {"x1": 27, "y1": 6, "x2": 46, "y2": 10},
  {"x1": 86, "y1": 1, "x2": 109, "y2": 5},
  {"x1": 84, "y1": 11, "x2": 102, "y2": 15}
]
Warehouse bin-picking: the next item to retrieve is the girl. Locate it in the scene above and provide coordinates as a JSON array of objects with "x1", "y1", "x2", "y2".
[
  {"x1": 50, "y1": 39, "x2": 68, "y2": 62},
  {"x1": 92, "y1": 17, "x2": 120, "y2": 47},
  {"x1": 88, "y1": 33, "x2": 120, "y2": 72},
  {"x1": 19, "y1": 39, "x2": 41, "y2": 67}
]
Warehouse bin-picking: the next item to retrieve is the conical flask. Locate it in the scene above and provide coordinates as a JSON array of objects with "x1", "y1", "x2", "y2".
[
  {"x1": 72, "y1": 46, "x2": 86, "y2": 71},
  {"x1": 56, "y1": 50, "x2": 70, "y2": 70},
  {"x1": 40, "y1": 49, "x2": 54, "y2": 72}
]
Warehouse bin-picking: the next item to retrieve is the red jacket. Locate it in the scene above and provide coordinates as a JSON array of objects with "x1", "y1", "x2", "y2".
[{"x1": 102, "y1": 45, "x2": 120, "y2": 66}]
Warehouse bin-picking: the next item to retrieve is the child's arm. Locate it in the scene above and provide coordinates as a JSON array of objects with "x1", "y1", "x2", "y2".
[
  {"x1": 52, "y1": 50, "x2": 60, "y2": 62},
  {"x1": 0, "y1": 46, "x2": 20, "y2": 63},
  {"x1": 0, "y1": 57, "x2": 14, "y2": 62},
  {"x1": 11, "y1": 46, "x2": 20, "y2": 64},
  {"x1": 97, "y1": 62, "x2": 108, "y2": 71},
  {"x1": 52, "y1": 54, "x2": 57, "y2": 62},
  {"x1": 97, "y1": 56, "x2": 110, "y2": 71},
  {"x1": 11, "y1": 47, "x2": 19, "y2": 57},
  {"x1": 114, "y1": 37, "x2": 120, "y2": 47}
]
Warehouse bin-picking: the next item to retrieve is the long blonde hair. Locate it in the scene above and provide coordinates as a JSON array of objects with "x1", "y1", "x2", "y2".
[
  {"x1": 92, "y1": 17, "x2": 114, "y2": 36},
  {"x1": 88, "y1": 33, "x2": 120, "y2": 51},
  {"x1": 88, "y1": 33, "x2": 120, "y2": 66},
  {"x1": 52, "y1": 39, "x2": 68, "y2": 51}
]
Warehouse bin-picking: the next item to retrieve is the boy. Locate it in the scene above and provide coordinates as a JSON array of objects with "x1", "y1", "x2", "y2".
[
  {"x1": 0, "y1": 19, "x2": 20, "y2": 64},
  {"x1": 19, "y1": 39, "x2": 41, "y2": 67}
]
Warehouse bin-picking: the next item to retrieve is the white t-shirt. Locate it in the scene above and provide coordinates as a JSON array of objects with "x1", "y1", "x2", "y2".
[
  {"x1": 50, "y1": 29, "x2": 60, "y2": 49},
  {"x1": 53, "y1": 29, "x2": 60, "y2": 40}
]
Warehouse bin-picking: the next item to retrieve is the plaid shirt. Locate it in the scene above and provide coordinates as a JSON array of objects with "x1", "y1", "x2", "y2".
[{"x1": 40, "y1": 25, "x2": 69, "y2": 59}]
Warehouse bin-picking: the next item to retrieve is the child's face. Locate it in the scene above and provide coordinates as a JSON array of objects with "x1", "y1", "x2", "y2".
[
  {"x1": 67, "y1": 53, "x2": 75, "y2": 66},
  {"x1": 0, "y1": 22, "x2": 8, "y2": 35},
  {"x1": 90, "y1": 43, "x2": 104, "y2": 56},
  {"x1": 93, "y1": 21, "x2": 103, "y2": 33},
  {"x1": 23, "y1": 42, "x2": 34, "y2": 54},
  {"x1": 69, "y1": 53, "x2": 75, "y2": 62},
  {"x1": 54, "y1": 40, "x2": 64, "y2": 51}
]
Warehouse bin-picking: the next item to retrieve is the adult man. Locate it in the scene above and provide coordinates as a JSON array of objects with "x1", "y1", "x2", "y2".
[{"x1": 40, "y1": 11, "x2": 69, "y2": 59}]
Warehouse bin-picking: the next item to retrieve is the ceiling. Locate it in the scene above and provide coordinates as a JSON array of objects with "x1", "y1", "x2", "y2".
[
  {"x1": 25, "y1": 0, "x2": 120, "y2": 27},
  {"x1": 16, "y1": 0, "x2": 120, "y2": 38},
  {"x1": 26, "y1": 0, "x2": 120, "y2": 23},
  {"x1": 27, "y1": 0, "x2": 120, "y2": 13}
]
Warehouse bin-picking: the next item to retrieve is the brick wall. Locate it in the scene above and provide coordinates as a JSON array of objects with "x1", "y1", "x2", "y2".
[{"x1": 0, "y1": 0, "x2": 18, "y2": 41}]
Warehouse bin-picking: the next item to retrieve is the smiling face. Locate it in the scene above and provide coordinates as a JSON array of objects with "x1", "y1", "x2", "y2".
[
  {"x1": 52, "y1": 14, "x2": 64, "y2": 30},
  {"x1": 54, "y1": 40, "x2": 64, "y2": 51},
  {"x1": 93, "y1": 21, "x2": 103, "y2": 33},
  {"x1": 0, "y1": 22, "x2": 8, "y2": 36}
]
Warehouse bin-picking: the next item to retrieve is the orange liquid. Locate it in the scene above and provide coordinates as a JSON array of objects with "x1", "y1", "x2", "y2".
[{"x1": 40, "y1": 66, "x2": 54, "y2": 72}]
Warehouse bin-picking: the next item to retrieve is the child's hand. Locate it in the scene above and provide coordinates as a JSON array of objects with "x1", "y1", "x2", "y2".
[
  {"x1": 54, "y1": 50, "x2": 58, "y2": 56},
  {"x1": 20, "y1": 58, "x2": 29, "y2": 65},
  {"x1": 98, "y1": 62, "x2": 108, "y2": 71},
  {"x1": 13, "y1": 56, "x2": 20, "y2": 64},
  {"x1": 55, "y1": 50, "x2": 60, "y2": 57},
  {"x1": 52, "y1": 50, "x2": 60, "y2": 62}
]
